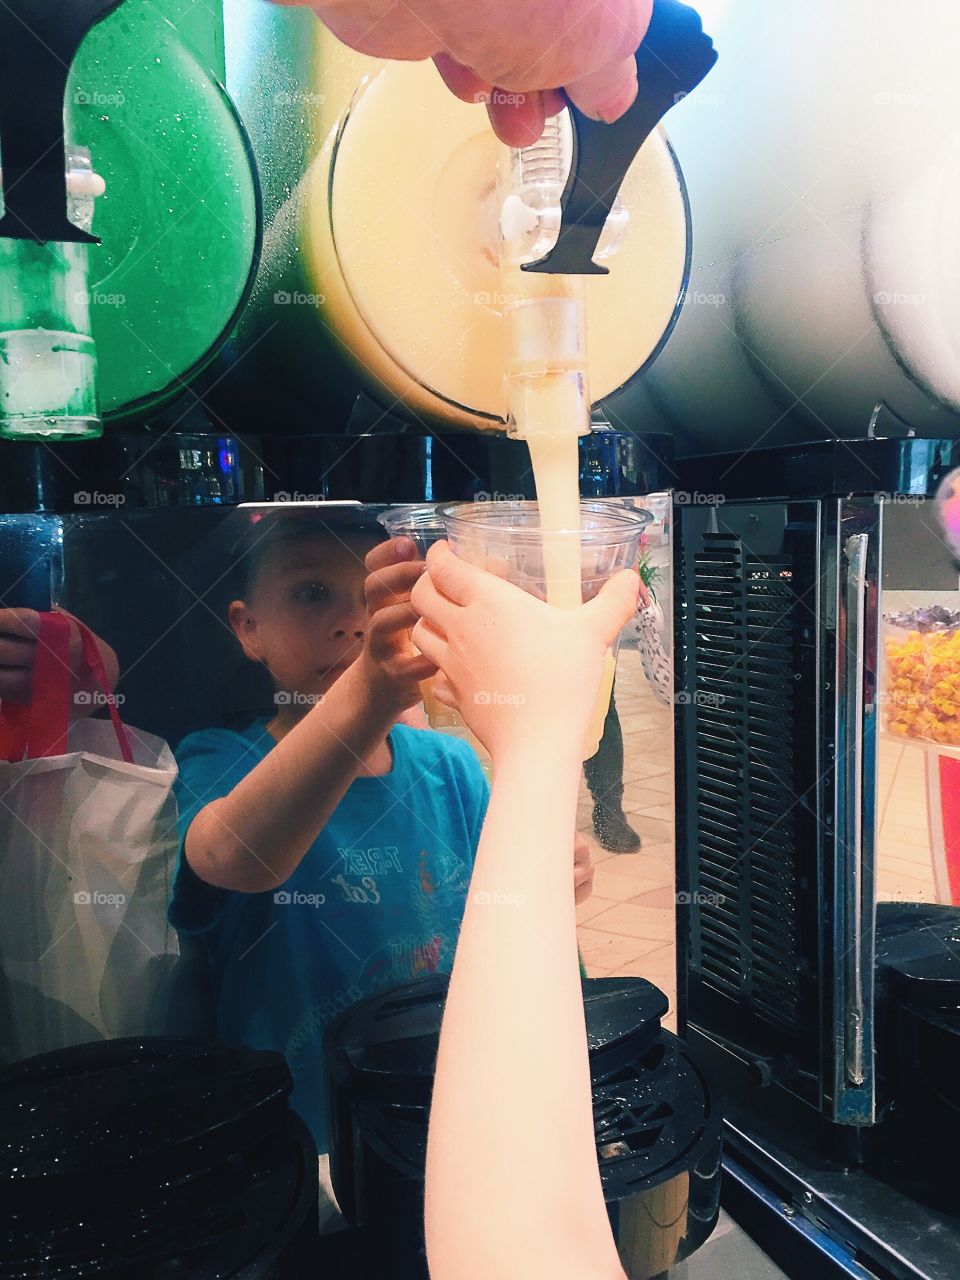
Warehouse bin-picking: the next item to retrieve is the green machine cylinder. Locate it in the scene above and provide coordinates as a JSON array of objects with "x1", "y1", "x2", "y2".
[{"x1": 0, "y1": 0, "x2": 261, "y2": 441}]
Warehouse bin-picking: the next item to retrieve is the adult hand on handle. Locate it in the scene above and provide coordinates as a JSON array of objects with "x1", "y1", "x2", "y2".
[
  {"x1": 0, "y1": 606, "x2": 119, "y2": 711},
  {"x1": 272, "y1": 0, "x2": 653, "y2": 146}
]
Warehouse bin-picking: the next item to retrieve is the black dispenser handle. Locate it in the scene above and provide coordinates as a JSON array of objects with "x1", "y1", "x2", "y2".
[
  {"x1": 0, "y1": 0, "x2": 123, "y2": 244},
  {"x1": 523, "y1": 0, "x2": 717, "y2": 275}
]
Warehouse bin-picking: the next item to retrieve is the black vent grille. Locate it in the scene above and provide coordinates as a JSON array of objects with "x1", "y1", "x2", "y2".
[{"x1": 688, "y1": 532, "x2": 803, "y2": 1033}]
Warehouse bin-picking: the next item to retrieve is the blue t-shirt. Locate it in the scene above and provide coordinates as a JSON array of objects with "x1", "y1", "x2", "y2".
[{"x1": 168, "y1": 719, "x2": 489, "y2": 1153}]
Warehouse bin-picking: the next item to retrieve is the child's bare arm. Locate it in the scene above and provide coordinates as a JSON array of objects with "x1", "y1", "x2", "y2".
[
  {"x1": 411, "y1": 546, "x2": 637, "y2": 1280},
  {"x1": 185, "y1": 540, "x2": 435, "y2": 893}
]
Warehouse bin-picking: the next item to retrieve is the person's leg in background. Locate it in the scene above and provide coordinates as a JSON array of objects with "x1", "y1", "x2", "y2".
[{"x1": 583, "y1": 679, "x2": 641, "y2": 853}]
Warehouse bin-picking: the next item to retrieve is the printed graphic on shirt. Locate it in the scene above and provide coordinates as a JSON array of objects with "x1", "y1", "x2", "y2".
[
  {"x1": 285, "y1": 979, "x2": 367, "y2": 1065},
  {"x1": 419, "y1": 850, "x2": 434, "y2": 896},
  {"x1": 408, "y1": 849, "x2": 470, "y2": 969},
  {"x1": 284, "y1": 933, "x2": 448, "y2": 1074},
  {"x1": 389, "y1": 933, "x2": 444, "y2": 978},
  {"x1": 338, "y1": 846, "x2": 403, "y2": 877},
  {"x1": 418, "y1": 847, "x2": 469, "y2": 894},
  {"x1": 330, "y1": 873, "x2": 382, "y2": 904}
]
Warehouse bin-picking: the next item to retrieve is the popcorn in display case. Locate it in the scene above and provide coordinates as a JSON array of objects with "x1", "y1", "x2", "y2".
[{"x1": 883, "y1": 605, "x2": 960, "y2": 745}]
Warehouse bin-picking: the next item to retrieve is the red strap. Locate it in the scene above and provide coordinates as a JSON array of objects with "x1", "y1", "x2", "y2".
[
  {"x1": 73, "y1": 616, "x2": 134, "y2": 764},
  {"x1": 937, "y1": 755, "x2": 960, "y2": 905},
  {"x1": 0, "y1": 699, "x2": 31, "y2": 762},
  {"x1": 0, "y1": 614, "x2": 73, "y2": 760},
  {"x1": 0, "y1": 612, "x2": 133, "y2": 764},
  {"x1": 23, "y1": 612, "x2": 73, "y2": 757}
]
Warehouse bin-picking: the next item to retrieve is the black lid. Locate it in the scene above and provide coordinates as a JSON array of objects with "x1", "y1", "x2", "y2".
[
  {"x1": 0, "y1": 1037, "x2": 292, "y2": 1180},
  {"x1": 327, "y1": 974, "x2": 669, "y2": 1100},
  {"x1": 594, "y1": 1029, "x2": 721, "y2": 1199},
  {"x1": 325, "y1": 977, "x2": 719, "y2": 1213},
  {"x1": 0, "y1": 1038, "x2": 317, "y2": 1279},
  {"x1": 876, "y1": 902, "x2": 960, "y2": 1012},
  {"x1": 890, "y1": 952, "x2": 960, "y2": 1010}
]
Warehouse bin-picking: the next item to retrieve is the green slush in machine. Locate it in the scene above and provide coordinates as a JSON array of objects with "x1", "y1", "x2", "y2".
[{"x1": 0, "y1": 0, "x2": 261, "y2": 441}]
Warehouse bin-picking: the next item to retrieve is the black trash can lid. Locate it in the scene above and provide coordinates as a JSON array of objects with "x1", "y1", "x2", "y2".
[
  {"x1": 0, "y1": 1037, "x2": 293, "y2": 1180},
  {"x1": 326, "y1": 976, "x2": 719, "y2": 1211},
  {"x1": 876, "y1": 902, "x2": 960, "y2": 1011},
  {"x1": 0, "y1": 1038, "x2": 317, "y2": 1280},
  {"x1": 327, "y1": 975, "x2": 669, "y2": 1095}
]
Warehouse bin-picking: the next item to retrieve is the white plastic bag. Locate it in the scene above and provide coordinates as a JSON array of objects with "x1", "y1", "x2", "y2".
[{"x1": 0, "y1": 612, "x2": 180, "y2": 1062}]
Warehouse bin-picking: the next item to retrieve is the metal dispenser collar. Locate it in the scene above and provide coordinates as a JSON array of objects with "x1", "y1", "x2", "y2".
[
  {"x1": 0, "y1": 0, "x2": 122, "y2": 244},
  {"x1": 524, "y1": 0, "x2": 717, "y2": 276}
]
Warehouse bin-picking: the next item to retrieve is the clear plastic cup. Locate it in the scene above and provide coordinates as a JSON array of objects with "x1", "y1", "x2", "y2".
[
  {"x1": 438, "y1": 500, "x2": 652, "y2": 759},
  {"x1": 377, "y1": 504, "x2": 465, "y2": 733},
  {"x1": 377, "y1": 504, "x2": 446, "y2": 556}
]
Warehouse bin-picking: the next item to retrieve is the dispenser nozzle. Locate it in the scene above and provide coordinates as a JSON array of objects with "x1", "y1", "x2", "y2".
[
  {"x1": 498, "y1": 114, "x2": 630, "y2": 270},
  {"x1": 496, "y1": 121, "x2": 592, "y2": 441},
  {"x1": 523, "y1": 0, "x2": 718, "y2": 275},
  {"x1": 0, "y1": 0, "x2": 122, "y2": 245}
]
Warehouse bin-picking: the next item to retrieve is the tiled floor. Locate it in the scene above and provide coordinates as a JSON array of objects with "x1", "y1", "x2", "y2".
[
  {"x1": 877, "y1": 737, "x2": 938, "y2": 903},
  {"x1": 576, "y1": 645, "x2": 678, "y2": 1031},
  {"x1": 671, "y1": 1210, "x2": 788, "y2": 1280},
  {"x1": 575, "y1": 644, "x2": 953, "y2": 1040},
  {"x1": 575, "y1": 662, "x2": 947, "y2": 1036}
]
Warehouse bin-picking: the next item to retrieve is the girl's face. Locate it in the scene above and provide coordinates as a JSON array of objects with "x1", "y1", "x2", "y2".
[{"x1": 229, "y1": 533, "x2": 378, "y2": 705}]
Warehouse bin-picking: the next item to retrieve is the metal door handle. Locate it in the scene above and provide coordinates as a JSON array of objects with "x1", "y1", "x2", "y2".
[{"x1": 842, "y1": 533, "x2": 867, "y2": 1086}]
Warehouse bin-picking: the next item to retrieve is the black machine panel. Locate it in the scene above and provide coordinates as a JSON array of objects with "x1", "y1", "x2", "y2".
[{"x1": 676, "y1": 503, "x2": 823, "y2": 1106}]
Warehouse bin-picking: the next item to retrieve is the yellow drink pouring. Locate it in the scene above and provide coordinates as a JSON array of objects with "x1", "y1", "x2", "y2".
[{"x1": 495, "y1": 119, "x2": 622, "y2": 759}]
